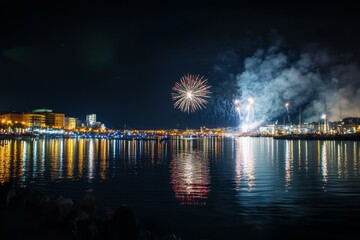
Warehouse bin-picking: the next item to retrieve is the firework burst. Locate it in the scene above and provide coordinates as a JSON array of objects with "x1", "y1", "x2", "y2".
[{"x1": 172, "y1": 74, "x2": 211, "y2": 113}]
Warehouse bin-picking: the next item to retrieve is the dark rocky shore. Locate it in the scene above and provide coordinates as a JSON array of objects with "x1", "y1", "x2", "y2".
[{"x1": 0, "y1": 183, "x2": 181, "y2": 240}]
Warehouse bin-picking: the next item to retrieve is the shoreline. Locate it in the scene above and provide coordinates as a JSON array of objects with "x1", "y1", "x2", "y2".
[
  {"x1": 1, "y1": 131, "x2": 360, "y2": 141},
  {"x1": 272, "y1": 134, "x2": 360, "y2": 141}
]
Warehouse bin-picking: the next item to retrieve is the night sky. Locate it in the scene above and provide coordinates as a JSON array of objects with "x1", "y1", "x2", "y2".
[{"x1": 1, "y1": 1, "x2": 359, "y2": 129}]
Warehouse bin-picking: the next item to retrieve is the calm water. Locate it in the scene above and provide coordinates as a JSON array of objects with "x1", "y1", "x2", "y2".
[{"x1": 1, "y1": 137, "x2": 360, "y2": 239}]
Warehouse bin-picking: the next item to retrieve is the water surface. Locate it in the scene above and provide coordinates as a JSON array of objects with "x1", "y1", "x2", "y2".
[{"x1": 1, "y1": 137, "x2": 360, "y2": 239}]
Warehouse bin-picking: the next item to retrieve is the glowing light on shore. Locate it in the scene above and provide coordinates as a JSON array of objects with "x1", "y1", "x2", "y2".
[
  {"x1": 285, "y1": 102, "x2": 290, "y2": 123},
  {"x1": 234, "y1": 97, "x2": 259, "y2": 132},
  {"x1": 243, "y1": 97, "x2": 255, "y2": 131}
]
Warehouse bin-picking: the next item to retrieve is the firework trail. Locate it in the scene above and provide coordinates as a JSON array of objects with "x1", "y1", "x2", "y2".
[
  {"x1": 234, "y1": 99, "x2": 242, "y2": 119},
  {"x1": 172, "y1": 74, "x2": 211, "y2": 113},
  {"x1": 285, "y1": 102, "x2": 290, "y2": 123}
]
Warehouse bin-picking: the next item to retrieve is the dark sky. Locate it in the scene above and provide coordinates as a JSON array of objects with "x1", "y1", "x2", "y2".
[{"x1": 1, "y1": 1, "x2": 359, "y2": 129}]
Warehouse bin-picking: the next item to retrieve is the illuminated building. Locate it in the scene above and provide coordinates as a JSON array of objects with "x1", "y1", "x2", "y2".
[
  {"x1": 0, "y1": 112, "x2": 23, "y2": 123},
  {"x1": 65, "y1": 117, "x2": 77, "y2": 130},
  {"x1": 0, "y1": 112, "x2": 46, "y2": 130},
  {"x1": 86, "y1": 114, "x2": 96, "y2": 126},
  {"x1": 46, "y1": 113, "x2": 65, "y2": 129},
  {"x1": 23, "y1": 113, "x2": 46, "y2": 128},
  {"x1": 32, "y1": 109, "x2": 53, "y2": 114},
  {"x1": 342, "y1": 117, "x2": 360, "y2": 133},
  {"x1": 32, "y1": 109, "x2": 65, "y2": 129},
  {"x1": 0, "y1": 112, "x2": 25, "y2": 132},
  {"x1": 85, "y1": 114, "x2": 105, "y2": 129}
]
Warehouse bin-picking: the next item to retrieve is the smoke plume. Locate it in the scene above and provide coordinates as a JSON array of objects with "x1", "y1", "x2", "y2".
[{"x1": 235, "y1": 40, "x2": 360, "y2": 128}]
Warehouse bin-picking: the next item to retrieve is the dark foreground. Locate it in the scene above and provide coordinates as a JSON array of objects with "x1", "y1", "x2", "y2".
[
  {"x1": 0, "y1": 184, "x2": 181, "y2": 240},
  {"x1": 1, "y1": 184, "x2": 359, "y2": 240}
]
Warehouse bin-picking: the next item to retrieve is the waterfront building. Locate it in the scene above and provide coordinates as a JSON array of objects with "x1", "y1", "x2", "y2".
[
  {"x1": 85, "y1": 114, "x2": 105, "y2": 129},
  {"x1": 65, "y1": 117, "x2": 77, "y2": 130},
  {"x1": 0, "y1": 112, "x2": 25, "y2": 132},
  {"x1": 0, "y1": 112, "x2": 24, "y2": 124},
  {"x1": 23, "y1": 113, "x2": 46, "y2": 128},
  {"x1": 33, "y1": 109, "x2": 65, "y2": 129},
  {"x1": 259, "y1": 125, "x2": 276, "y2": 135},
  {"x1": 342, "y1": 117, "x2": 360, "y2": 133},
  {"x1": 86, "y1": 114, "x2": 96, "y2": 126},
  {"x1": 46, "y1": 113, "x2": 65, "y2": 129}
]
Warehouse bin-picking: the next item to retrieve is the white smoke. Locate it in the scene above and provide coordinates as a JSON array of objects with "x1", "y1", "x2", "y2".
[{"x1": 235, "y1": 41, "x2": 360, "y2": 128}]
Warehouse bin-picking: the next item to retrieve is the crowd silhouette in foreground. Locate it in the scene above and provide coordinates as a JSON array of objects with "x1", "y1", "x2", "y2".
[{"x1": 0, "y1": 183, "x2": 181, "y2": 240}]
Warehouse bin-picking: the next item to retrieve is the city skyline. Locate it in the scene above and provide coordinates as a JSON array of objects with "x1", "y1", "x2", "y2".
[{"x1": 1, "y1": 1, "x2": 360, "y2": 129}]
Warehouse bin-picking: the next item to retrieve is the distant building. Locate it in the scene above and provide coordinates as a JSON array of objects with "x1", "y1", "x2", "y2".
[
  {"x1": 342, "y1": 117, "x2": 360, "y2": 133},
  {"x1": 32, "y1": 109, "x2": 65, "y2": 129},
  {"x1": 23, "y1": 113, "x2": 46, "y2": 128},
  {"x1": 65, "y1": 117, "x2": 77, "y2": 130},
  {"x1": 342, "y1": 117, "x2": 360, "y2": 125},
  {"x1": 0, "y1": 112, "x2": 47, "y2": 129},
  {"x1": 86, "y1": 114, "x2": 96, "y2": 126},
  {"x1": 76, "y1": 119, "x2": 84, "y2": 128},
  {"x1": 90, "y1": 121, "x2": 103, "y2": 129},
  {"x1": 259, "y1": 125, "x2": 276, "y2": 135},
  {"x1": 46, "y1": 113, "x2": 65, "y2": 129},
  {"x1": 0, "y1": 112, "x2": 24, "y2": 124},
  {"x1": 0, "y1": 112, "x2": 25, "y2": 132},
  {"x1": 32, "y1": 109, "x2": 53, "y2": 114}
]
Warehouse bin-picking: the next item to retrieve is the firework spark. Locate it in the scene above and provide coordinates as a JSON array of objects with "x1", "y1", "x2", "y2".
[{"x1": 172, "y1": 74, "x2": 211, "y2": 113}]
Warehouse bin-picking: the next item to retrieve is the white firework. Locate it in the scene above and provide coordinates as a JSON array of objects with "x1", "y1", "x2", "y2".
[{"x1": 172, "y1": 74, "x2": 211, "y2": 113}]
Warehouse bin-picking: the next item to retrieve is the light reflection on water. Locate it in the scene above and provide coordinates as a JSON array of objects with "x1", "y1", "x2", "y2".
[
  {"x1": 1, "y1": 137, "x2": 360, "y2": 237},
  {"x1": 285, "y1": 140, "x2": 293, "y2": 191},
  {"x1": 235, "y1": 137, "x2": 256, "y2": 192},
  {"x1": 0, "y1": 138, "x2": 359, "y2": 192},
  {"x1": 170, "y1": 141, "x2": 210, "y2": 205}
]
